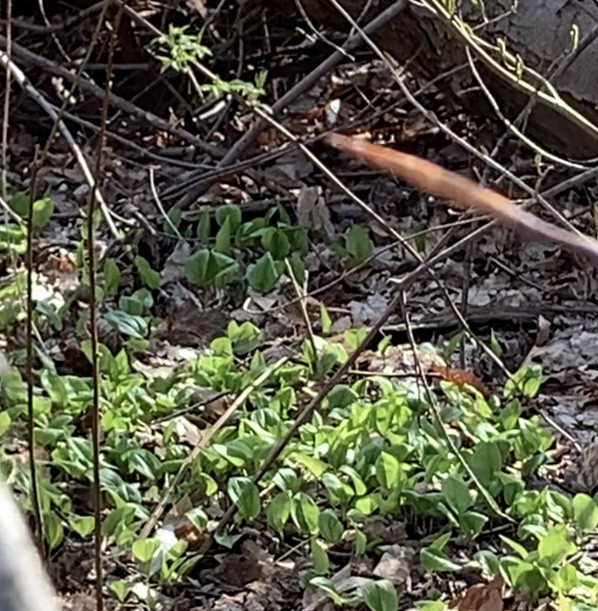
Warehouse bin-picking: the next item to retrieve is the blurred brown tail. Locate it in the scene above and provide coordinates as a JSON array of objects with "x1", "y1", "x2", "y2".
[{"x1": 325, "y1": 133, "x2": 598, "y2": 269}]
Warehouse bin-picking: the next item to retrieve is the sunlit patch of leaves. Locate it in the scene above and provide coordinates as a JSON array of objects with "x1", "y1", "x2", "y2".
[{"x1": 2, "y1": 314, "x2": 598, "y2": 608}]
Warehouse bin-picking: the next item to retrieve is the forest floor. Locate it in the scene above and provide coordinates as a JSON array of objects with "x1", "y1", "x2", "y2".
[{"x1": 2, "y1": 2, "x2": 598, "y2": 610}]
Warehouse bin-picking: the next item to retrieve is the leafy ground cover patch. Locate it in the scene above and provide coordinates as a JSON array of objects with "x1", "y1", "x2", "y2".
[{"x1": 2, "y1": 302, "x2": 598, "y2": 609}]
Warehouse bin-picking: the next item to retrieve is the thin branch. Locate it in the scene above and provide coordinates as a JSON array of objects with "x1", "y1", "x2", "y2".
[{"x1": 0, "y1": 49, "x2": 120, "y2": 239}]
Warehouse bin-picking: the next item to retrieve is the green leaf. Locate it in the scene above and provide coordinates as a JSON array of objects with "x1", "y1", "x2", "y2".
[
  {"x1": 267, "y1": 491, "x2": 292, "y2": 534},
  {"x1": 494, "y1": 473, "x2": 522, "y2": 507},
  {"x1": 328, "y1": 384, "x2": 358, "y2": 409},
  {"x1": 103, "y1": 258, "x2": 121, "y2": 296},
  {"x1": 355, "y1": 495, "x2": 378, "y2": 516},
  {"x1": 490, "y1": 329, "x2": 503, "y2": 357},
  {"x1": 261, "y1": 227, "x2": 290, "y2": 259},
  {"x1": 474, "y1": 550, "x2": 500, "y2": 575},
  {"x1": 441, "y1": 475, "x2": 473, "y2": 516},
  {"x1": 512, "y1": 419, "x2": 554, "y2": 466},
  {"x1": 292, "y1": 492, "x2": 320, "y2": 535},
  {"x1": 108, "y1": 580, "x2": 129, "y2": 603},
  {"x1": 185, "y1": 249, "x2": 238, "y2": 288},
  {"x1": 294, "y1": 454, "x2": 327, "y2": 479},
  {"x1": 44, "y1": 511, "x2": 64, "y2": 550},
  {"x1": 214, "y1": 532, "x2": 243, "y2": 549},
  {"x1": 339, "y1": 465, "x2": 367, "y2": 496},
  {"x1": 537, "y1": 524, "x2": 577, "y2": 565},
  {"x1": 0, "y1": 223, "x2": 26, "y2": 254},
  {"x1": 132, "y1": 538, "x2": 161, "y2": 564},
  {"x1": 186, "y1": 507, "x2": 208, "y2": 532},
  {"x1": 504, "y1": 363, "x2": 542, "y2": 399},
  {"x1": 226, "y1": 320, "x2": 262, "y2": 355},
  {"x1": 429, "y1": 532, "x2": 451, "y2": 552},
  {"x1": 103, "y1": 310, "x2": 148, "y2": 339},
  {"x1": 459, "y1": 510, "x2": 487, "y2": 538},
  {"x1": 500, "y1": 535, "x2": 530, "y2": 559},
  {"x1": 246, "y1": 252, "x2": 282, "y2": 293},
  {"x1": 308, "y1": 577, "x2": 348, "y2": 606},
  {"x1": 287, "y1": 252, "x2": 305, "y2": 286},
  {"x1": 215, "y1": 203, "x2": 242, "y2": 231},
  {"x1": 32, "y1": 196, "x2": 54, "y2": 228},
  {"x1": 119, "y1": 288, "x2": 153, "y2": 316},
  {"x1": 197, "y1": 211, "x2": 211, "y2": 242},
  {"x1": 420, "y1": 547, "x2": 460, "y2": 572},
  {"x1": 468, "y1": 441, "x2": 503, "y2": 484},
  {"x1": 413, "y1": 602, "x2": 446, "y2": 611},
  {"x1": 345, "y1": 224, "x2": 373, "y2": 262},
  {"x1": 572, "y1": 493, "x2": 598, "y2": 534},
  {"x1": 102, "y1": 504, "x2": 137, "y2": 538},
  {"x1": 375, "y1": 451, "x2": 401, "y2": 489},
  {"x1": 124, "y1": 448, "x2": 161, "y2": 480},
  {"x1": 199, "y1": 473, "x2": 218, "y2": 497},
  {"x1": 320, "y1": 303, "x2": 332, "y2": 335},
  {"x1": 498, "y1": 399, "x2": 522, "y2": 430},
  {"x1": 553, "y1": 564, "x2": 578, "y2": 594},
  {"x1": 272, "y1": 467, "x2": 301, "y2": 492},
  {"x1": 227, "y1": 477, "x2": 261, "y2": 521},
  {"x1": 319, "y1": 509, "x2": 344, "y2": 543},
  {"x1": 135, "y1": 256, "x2": 160, "y2": 290},
  {"x1": 0, "y1": 411, "x2": 11, "y2": 437},
  {"x1": 311, "y1": 538, "x2": 330, "y2": 575},
  {"x1": 113, "y1": 349, "x2": 130, "y2": 376},
  {"x1": 362, "y1": 579, "x2": 399, "y2": 611},
  {"x1": 351, "y1": 529, "x2": 365, "y2": 556},
  {"x1": 10, "y1": 192, "x2": 54, "y2": 228},
  {"x1": 164, "y1": 206, "x2": 181, "y2": 230},
  {"x1": 70, "y1": 516, "x2": 95, "y2": 538},
  {"x1": 215, "y1": 216, "x2": 232, "y2": 254},
  {"x1": 344, "y1": 327, "x2": 368, "y2": 350},
  {"x1": 322, "y1": 472, "x2": 352, "y2": 505},
  {"x1": 505, "y1": 560, "x2": 547, "y2": 594},
  {"x1": 37, "y1": 372, "x2": 66, "y2": 406},
  {"x1": 235, "y1": 217, "x2": 265, "y2": 248}
]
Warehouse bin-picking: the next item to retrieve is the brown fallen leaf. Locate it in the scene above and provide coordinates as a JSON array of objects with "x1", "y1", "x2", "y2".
[{"x1": 449, "y1": 576, "x2": 504, "y2": 611}]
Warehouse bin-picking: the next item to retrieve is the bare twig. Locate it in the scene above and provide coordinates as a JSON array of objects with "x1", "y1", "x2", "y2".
[
  {"x1": 0, "y1": 0, "x2": 11, "y2": 203},
  {"x1": 0, "y1": 48, "x2": 120, "y2": 239},
  {"x1": 25, "y1": 152, "x2": 44, "y2": 557},
  {"x1": 284, "y1": 259, "x2": 318, "y2": 369},
  {"x1": 86, "y1": 5, "x2": 125, "y2": 610},
  {"x1": 117, "y1": 0, "x2": 407, "y2": 207},
  {"x1": 0, "y1": 35, "x2": 224, "y2": 157},
  {"x1": 217, "y1": 0, "x2": 408, "y2": 167},
  {"x1": 465, "y1": 46, "x2": 587, "y2": 171},
  {"x1": 423, "y1": 0, "x2": 598, "y2": 145},
  {"x1": 149, "y1": 167, "x2": 184, "y2": 240},
  {"x1": 328, "y1": 0, "x2": 597, "y2": 242},
  {"x1": 327, "y1": 133, "x2": 598, "y2": 269},
  {"x1": 0, "y1": 1, "x2": 106, "y2": 33}
]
